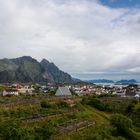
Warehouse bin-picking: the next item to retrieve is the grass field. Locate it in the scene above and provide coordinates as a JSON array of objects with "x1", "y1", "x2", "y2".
[{"x1": 0, "y1": 94, "x2": 139, "y2": 140}]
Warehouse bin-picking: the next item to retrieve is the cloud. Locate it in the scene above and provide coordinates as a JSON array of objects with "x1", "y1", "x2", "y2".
[{"x1": 0, "y1": 0, "x2": 140, "y2": 79}]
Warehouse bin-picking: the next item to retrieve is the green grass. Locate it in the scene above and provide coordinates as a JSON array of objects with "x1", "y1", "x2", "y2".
[{"x1": 0, "y1": 95, "x2": 139, "y2": 140}]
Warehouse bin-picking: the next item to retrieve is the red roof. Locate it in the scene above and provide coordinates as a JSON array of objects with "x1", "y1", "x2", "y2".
[{"x1": 80, "y1": 89, "x2": 91, "y2": 94}]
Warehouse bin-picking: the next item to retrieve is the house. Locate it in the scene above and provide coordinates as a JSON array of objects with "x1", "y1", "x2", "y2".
[
  {"x1": 135, "y1": 94, "x2": 140, "y2": 99},
  {"x1": 80, "y1": 89, "x2": 91, "y2": 95},
  {"x1": 115, "y1": 90, "x2": 126, "y2": 97},
  {"x1": 55, "y1": 86, "x2": 72, "y2": 97},
  {"x1": 2, "y1": 89, "x2": 19, "y2": 96},
  {"x1": 18, "y1": 86, "x2": 34, "y2": 94}
]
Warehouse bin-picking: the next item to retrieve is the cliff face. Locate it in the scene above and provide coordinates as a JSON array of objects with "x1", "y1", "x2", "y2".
[
  {"x1": 0, "y1": 56, "x2": 73, "y2": 83},
  {"x1": 40, "y1": 59, "x2": 73, "y2": 83}
]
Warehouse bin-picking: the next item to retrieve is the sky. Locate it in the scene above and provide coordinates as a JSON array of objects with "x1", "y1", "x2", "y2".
[{"x1": 0, "y1": 0, "x2": 140, "y2": 81}]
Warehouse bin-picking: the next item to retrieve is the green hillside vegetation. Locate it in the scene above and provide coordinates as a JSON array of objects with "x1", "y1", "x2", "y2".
[{"x1": 0, "y1": 94, "x2": 139, "y2": 140}]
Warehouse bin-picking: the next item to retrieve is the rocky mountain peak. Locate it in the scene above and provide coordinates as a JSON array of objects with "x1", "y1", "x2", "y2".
[{"x1": 0, "y1": 56, "x2": 74, "y2": 83}]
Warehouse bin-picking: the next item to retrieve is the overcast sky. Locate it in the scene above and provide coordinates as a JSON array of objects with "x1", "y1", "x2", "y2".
[{"x1": 0, "y1": 0, "x2": 140, "y2": 81}]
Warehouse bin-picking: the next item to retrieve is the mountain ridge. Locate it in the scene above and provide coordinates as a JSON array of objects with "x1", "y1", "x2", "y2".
[
  {"x1": 115, "y1": 79, "x2": 137, "y2": 85},
  {"x1": 85, "y1": 79, "x2": 114, "y2": 83},
  {"x1": 85, "y1": 79, "x2": 138, "y2": 84},
  {"x1": 0, "y1": 56, "x2": 73, "y2": 83}
]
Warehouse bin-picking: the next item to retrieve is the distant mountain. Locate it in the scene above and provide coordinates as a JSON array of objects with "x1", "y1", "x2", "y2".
[
  {"x1": 115, "y1": 79, "x2": 137, "y2": 85},
  {"x1": 85, "y1": 79, "x2": 138, "y2": 85},
  {"x1": 0, "y1": 56, "x2": 73, "y2": 83},
  {"x1": 85, "y1": 79, "x2": 114, "y2": 83}
]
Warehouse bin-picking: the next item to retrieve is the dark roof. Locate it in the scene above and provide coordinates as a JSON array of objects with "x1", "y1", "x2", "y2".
[{"x1": 5, "y1": 89, "x2": 18, "y2": 92}]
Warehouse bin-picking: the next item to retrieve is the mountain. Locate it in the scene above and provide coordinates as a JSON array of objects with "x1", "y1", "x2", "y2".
[
  {"x1": 0, "y1": 56, "x2": 73, "y2": 83},
  {"x1": 115, "y1": 79, "x2": 137, "y2": 85},
  {"x1": 72, "y1": 78, "x2": 82, "y2": 83},
  {"x1": 85, "y1": 79, "x2": 138, "y2": 85},
  {"x1": 40, "y1": 59, "x2": 73, "y2": 83},
  {"x1": 85, "y1": 79, "x2": 114, "y2": 83}
]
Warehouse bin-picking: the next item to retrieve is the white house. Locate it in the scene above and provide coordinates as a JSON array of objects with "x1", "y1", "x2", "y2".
[
  {"x1": 135, "y1": 94, "x2": 140, "y2": 99},
  {"x1": 18, "y1": 87, "x2": 34, "y2": 94},
  {"x1": 2, "y1": 89, "x2": 19, "y2": 96}
]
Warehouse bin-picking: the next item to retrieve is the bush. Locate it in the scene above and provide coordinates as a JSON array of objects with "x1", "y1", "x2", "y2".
[
  {"x1": 69, "y1": 125, "x2": 126, "y2": 140},
  {"x1": 110, "y1": 114, "x2": 139, "y2": 140},
  {"x1": 110, "y1": 114, "x2": 133, "y2": 130},
  {"x1": 48, "y1": 89, "x2": 56, "y2": 95},
  {"x1": 130, "y1": 104, "x2": 140, "y2": 127},
  {"x1": 87, "y1": 98, "x2": 106, "y2": 111},
  {"x1": 40, "y1": 100, "x2": 51, "y2": 108},
  {"x1": 0, "y1": 119, "x2": 55, "y2": 140},
  {"x1": 0, "y1": 120, "x2": 35, "y2": 140},
  {"x1": 35, "y1": 123, "x2": 55, "y2": 140},
  {"x1": 98, "y1": 94, "x2": 117, "y2": 98},
  {"x1": 126, "y1": 100, "x2": 138, "y2": 114},
  {"x1": 57, "y1": 101, "x2": 69, "y2": 108}
]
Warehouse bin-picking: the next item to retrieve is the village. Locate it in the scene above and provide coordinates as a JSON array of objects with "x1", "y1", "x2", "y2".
[{"x1": 0, "y1": 82, "x2": 140, "y2": 99}]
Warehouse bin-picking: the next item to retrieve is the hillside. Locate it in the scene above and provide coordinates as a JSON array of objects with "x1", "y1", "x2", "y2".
[{"x1": 0, "y1": 56, "x2": 73, "y2": 83}]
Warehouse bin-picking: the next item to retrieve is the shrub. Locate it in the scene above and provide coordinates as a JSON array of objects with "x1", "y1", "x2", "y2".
[
  {"x1": 126, "y1": 100, "x2": 138, "y2": 114},
  {"x1": 110, "y1": 114, "x2": 133, "y2": 130},
  {"x1": 35, "y1": 124, "x2": 55, "y2": 140},
  {"x1": 87, "y1": 98, "x2": 106, "y2": 111},
  {"x1": 0, "y1": 120, "x2": 35, "y2": 140},
  {"x1": 110, "y1": 114, "x2": 140, "y2": 140},
  {"x1": 40, "y1": 100, "x2": 51, "y2": 108},
  {"x1": 57, "y1": 101, "x2": 69, "y2": 108}
]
